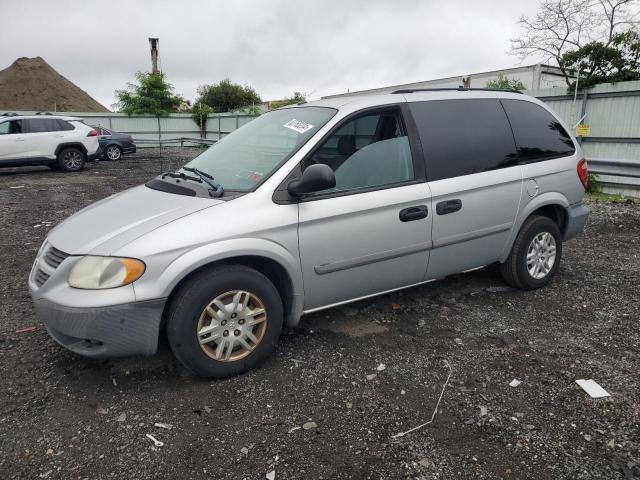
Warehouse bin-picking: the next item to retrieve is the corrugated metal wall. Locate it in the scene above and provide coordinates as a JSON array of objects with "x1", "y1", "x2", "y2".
[
  {"x1": 4, "y1": 111, "x2": 258, "y2": 145},
  {"x1": 531, "y1": 81, "x2": 640, "y2": 196}
]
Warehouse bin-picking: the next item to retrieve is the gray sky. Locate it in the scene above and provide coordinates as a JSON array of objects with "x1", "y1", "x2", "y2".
[{"x1": 1, "y1": 0, "x2": 543, "y2": 109}]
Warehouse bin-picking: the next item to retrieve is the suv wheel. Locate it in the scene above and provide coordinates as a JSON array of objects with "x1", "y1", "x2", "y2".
[
  {"x1": 57, "y1": 147, "x2": 86, "y2": 172},
  {"x1": 105, "y1": 145, "x2": 122, "y2": 160},
  {"x1": 500, "y1": 215, "x2": 563, "y2": 290},
  {"x1": 167, "y1": 265, "x2": 283, "y2": 378}
]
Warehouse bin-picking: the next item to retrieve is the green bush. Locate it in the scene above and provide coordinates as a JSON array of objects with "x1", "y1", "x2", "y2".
[{"x1": 586, "y1": 172, "x2": 601, "y2": 193}]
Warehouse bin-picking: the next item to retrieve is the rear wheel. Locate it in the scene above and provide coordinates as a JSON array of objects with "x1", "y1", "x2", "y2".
[
  {"x1": 500, "y1": 215, "x2": 562, "y2": 290},
  {"x1": 57, "y1": 147, "x2": 85, "y2": 172},
  {"x1": 104, "y1": 145, "x2": 122, "y2": 161},
  {"x1": 166, "y1": 265, "x2": 283, "y2": 378}
]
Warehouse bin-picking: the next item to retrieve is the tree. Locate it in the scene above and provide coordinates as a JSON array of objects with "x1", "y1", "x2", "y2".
[
  {"x1": 511, "y1": 0, "x2": 639, "y2": 86},
  {"x1": 196, "y1": 79, "x2": 261, "y2": 113},
  {"x1": 485, "y1": 75, "x2": 527, "y2": 91},
  {"x1": 561, "y1": 30, "x2": 640, "y2": 89},
  {"x1": 114, "y1": 71, "x2": 184, "y2": 115},
  {"x1": 191, "y1": 101, "x2": 213, "y2": 137},
  {"x1": 269, "y1": 92, "x2": 306, "y2": 110}
]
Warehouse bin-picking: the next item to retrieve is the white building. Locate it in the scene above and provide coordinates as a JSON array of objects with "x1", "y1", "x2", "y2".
[{"x1": 322, "y1": 64, "x2": 575, "y2": 99}]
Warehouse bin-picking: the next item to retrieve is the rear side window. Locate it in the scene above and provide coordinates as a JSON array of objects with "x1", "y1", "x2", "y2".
[
  {"x1": 56, "y1": 119, "x2": 75, "y2": 131},
  {"x1": 409, "y1": 99, "x2": 518, "y2": 181},
  {"x1": 24, "y1": 118, "x2": 62, "y2": 133},
  {"x1": 501, "y1": 99, "x2": 575, "y2": 162}
]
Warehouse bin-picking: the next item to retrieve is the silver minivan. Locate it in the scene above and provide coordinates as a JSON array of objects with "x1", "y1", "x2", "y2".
[{"x1": 29, "y1": 89, "x2": 590, "y2": 378}]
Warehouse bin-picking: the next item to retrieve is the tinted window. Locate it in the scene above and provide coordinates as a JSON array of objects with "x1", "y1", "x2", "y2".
[
  {"x1": 57, "y1": 119, "x2": 75, "y2": 131},
  {"x1": 409, "y1": 99, "x2": 518, "y2": 181},
  {"x1": 501, "y1": 99, "x2": 575, "y2": 162},
  {"x1": 25, "y1": 118, "x2": 61, "y2": 133},
  {"x1": 0, "y1": 120, "x2": 22, "y2": 135},
  {"x1": 304, "y1": 110, "x2": 414, "y2": 193}
]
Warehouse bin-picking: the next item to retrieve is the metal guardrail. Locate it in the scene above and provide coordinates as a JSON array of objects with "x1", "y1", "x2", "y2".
[
  {"x1": 589, "y1": 158, "x2": 640, "y2": 179},
  {"x1": 589, "y1": 158, "x2": 640, "y2": 197}
]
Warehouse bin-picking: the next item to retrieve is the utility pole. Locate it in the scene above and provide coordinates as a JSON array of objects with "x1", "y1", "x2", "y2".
[
  {"x1": 148, "y1": 38, "x2": 162, "y2": 163},
  {"x1": 149, "y1": 38, "x2": 160, "y2": 74}
]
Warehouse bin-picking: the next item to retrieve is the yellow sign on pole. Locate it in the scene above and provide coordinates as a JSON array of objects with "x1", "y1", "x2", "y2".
[{"x1": 576, "y1": 124, "x2": 591, "y2": 137}]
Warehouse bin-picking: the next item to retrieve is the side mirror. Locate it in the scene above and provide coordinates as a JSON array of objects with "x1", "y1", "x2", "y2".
[{"x1": 287, "y1": 164, "x2": 336, "y2": 197}]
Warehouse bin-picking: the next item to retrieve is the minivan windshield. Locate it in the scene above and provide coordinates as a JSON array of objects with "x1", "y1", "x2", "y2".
[{"x1": 182, "y1": 106, "x2": 336, "y2": 191}]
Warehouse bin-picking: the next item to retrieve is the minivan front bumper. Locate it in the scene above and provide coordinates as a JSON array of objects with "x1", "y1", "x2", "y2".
[
  {"x1": 564, "y1": 203, "x2": 590, "y2": 241},
  {"x1": 33, "y1": 297, "x2": 165, "y2": 358}
]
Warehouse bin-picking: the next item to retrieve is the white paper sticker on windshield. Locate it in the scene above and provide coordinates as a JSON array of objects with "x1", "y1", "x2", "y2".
[{"x1": 283, "y1": 119, "x2": 314, "y2": 134}]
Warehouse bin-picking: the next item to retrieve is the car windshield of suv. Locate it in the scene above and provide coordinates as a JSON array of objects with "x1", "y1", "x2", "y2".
[{"x1": 182, "y1": 106, "x2": 336, "y2": 191}]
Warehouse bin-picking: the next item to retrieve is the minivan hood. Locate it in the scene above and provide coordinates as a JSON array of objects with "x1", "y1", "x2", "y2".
[{"x1": 48, "y1": 185, "x2": 221, "y2": 255}]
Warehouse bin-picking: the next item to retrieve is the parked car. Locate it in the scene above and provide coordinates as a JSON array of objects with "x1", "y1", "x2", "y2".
[
  {"x1": 29, "y1": 89, "x2": 590, "y2": 378},
  {"x1": 92, "y1": 126, "x2": 136, "y2": 160},
  {"x1": 0, "y1": 114, "x2": 101, "y2": 171}
]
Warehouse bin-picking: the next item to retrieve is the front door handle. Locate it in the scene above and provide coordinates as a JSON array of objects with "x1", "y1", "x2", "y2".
[
  {"x1": 15, "y1": 138, "x2": 25, "y2": 142},
  {"x1": 436, "y1": 199, "x2": 462, "y2": 215},
  {"x1": 399, "y1": 205, "x2": 428, "y2": 222}
]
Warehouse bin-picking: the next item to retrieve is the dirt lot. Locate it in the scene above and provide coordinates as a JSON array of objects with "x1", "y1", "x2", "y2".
[{"x1": 0, "y1": 148, "x2": 639, "y2": 480}]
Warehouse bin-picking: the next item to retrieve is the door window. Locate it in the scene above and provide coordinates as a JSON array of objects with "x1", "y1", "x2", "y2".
[
  {"x1": 501, "y1": 99, "x2": 575, "y2": 163},
  {"x1": 0, "y1": 120, "x2": 23, "y2": 135},
  {"x1": 304, "y1": 110, "x2": 414, "y2": 194},
  {"x1": 409, "y1": 99, "x2": 518, "y2": 181}
]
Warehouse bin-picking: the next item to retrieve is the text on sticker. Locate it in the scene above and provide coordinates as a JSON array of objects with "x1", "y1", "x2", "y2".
[{"x1": 283, "y1": 119, "x2": 314, "y2": 134}]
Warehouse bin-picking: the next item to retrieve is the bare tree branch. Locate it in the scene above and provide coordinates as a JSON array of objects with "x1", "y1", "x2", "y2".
[{"x1": 510, "y1": 0, "x2": 639, "y2": 85}]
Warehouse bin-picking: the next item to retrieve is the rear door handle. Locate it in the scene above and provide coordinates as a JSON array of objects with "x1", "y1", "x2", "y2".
[
  {"x1": 436, "y1": 199, "x2": 462, "y2": 215},
  {"x1": 15, "y1": 138, "x2": 25, "y2": 142},
  {"x1": 399, "y1": 205, "x2": 428, "y2": 222}
]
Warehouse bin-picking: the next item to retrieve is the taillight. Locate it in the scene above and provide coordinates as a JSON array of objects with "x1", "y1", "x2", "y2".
[
  {"x1": 577, "y1": 158, "x2": 588, "y2": 189},
  {"x1": 87, "y1": 129, "x2": 98, "y2": 137}
]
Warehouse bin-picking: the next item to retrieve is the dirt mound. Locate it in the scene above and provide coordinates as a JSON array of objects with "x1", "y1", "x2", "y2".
[{"x1": 0, "y1": 57, "x2": 109, "y2": 112}]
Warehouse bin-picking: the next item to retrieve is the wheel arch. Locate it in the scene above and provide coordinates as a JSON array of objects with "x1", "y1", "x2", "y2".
[
  {"x1": 55, "y1": 143, "x2": 88, "y2": 157},
  {"x1": 499, "y1": 192, "x2": 570, "y2": 262},
  {"x1": 154, "y1": 243, "x2": 304, "y2": 335}
]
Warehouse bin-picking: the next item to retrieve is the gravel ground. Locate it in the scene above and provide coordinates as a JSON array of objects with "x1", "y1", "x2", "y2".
[{"x1": 0, "y1": 148, "x2": 638, "y2": 480}]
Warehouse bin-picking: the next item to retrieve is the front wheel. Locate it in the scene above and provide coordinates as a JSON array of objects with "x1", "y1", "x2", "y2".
[
  {"x1": 166, "y1": 265, "x2": 283, "y2": 378},
  {"x1": 500, "y1": 215, "x2": 563, "y2": 290}
]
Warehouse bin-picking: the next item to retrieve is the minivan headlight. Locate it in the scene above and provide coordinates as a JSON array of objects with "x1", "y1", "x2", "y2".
[{"x1": 68, "y1": 256, "x2": 145, "y2": 289}]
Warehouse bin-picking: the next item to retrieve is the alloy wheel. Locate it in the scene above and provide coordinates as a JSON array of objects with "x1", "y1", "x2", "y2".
[
  {"x1": 106, "y1": 146, "x2": 121, "y2": 160},
  {"x1": 526, "y1": 232, "x2": 557, "y2": 279},
  {"x1": 196, "y1": 290, "x2": 268, "y2": 362},
  {"x1": 63, "y1": 150, "x2": 83, "y2": 170}
]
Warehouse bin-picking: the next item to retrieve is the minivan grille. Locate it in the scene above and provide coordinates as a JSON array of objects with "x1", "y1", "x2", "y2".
[
  {"x1": 43, "y1": 245, "x2": 69, "y2": 268},
  {"x1": 34, "y1": 269, "x2": 51, "y2": 288},
  {"x1": 32, "y1": 243, "x2": 70, "y2": 288}
]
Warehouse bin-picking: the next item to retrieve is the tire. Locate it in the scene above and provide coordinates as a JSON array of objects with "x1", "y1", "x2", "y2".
[
  {"x1": 166, "y1": 265, "x2": 284, "y2": 378},
  {"x1": 104, "y1": 145, "x2": 122, "y2": 161},
  {"x1": 500, "y1": 215, "x2": 563, "y2": 290},
  {"x1": 57, "y1": 147, "x2": 85, "y2": 172}
]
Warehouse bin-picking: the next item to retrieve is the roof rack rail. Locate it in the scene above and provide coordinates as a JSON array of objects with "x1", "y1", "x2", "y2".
[
  {"x1": 1, "y1": 112, "x2": 20, "y2": 116},
  {"x1": 35, "y1": 111, "x2": 54, "y2": 115},
  {"x1": 392, "y1": 87, "x2": 524, "y2": 94}
]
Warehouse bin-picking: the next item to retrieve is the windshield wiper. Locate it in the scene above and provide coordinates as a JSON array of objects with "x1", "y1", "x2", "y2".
[
  {"x1": 182, "y1": 167, "x2": 224, "y2": 198},
  {"x1": 161, "y1": 171, "x2": 201, "y2": 183}
]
